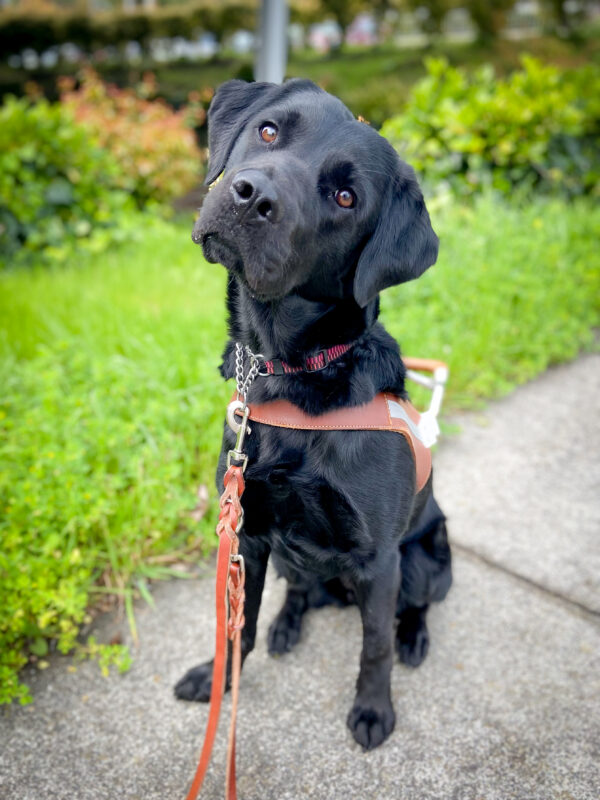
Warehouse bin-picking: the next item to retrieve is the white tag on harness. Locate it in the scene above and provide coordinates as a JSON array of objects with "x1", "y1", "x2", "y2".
[{"x1": 387, "y1": 399, "x2": 440, "y2": 448}]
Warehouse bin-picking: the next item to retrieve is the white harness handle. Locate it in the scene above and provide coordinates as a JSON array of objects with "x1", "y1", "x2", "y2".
[{"x1": 403, "y1": 358, "x2": 449, "y2": 448}]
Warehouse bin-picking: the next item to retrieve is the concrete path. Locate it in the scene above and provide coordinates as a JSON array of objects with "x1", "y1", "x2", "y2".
[{"x1": 1, "y1": 355, "x2": 599, "y2": 800}]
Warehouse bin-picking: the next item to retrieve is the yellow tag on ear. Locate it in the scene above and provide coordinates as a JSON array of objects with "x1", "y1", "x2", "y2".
[
  {"x1": 357, "y1": 115, "x2": 370, "y2": 125},
  {"x1": 208, "y1": 171, "x2": 224, "y2": 191}
]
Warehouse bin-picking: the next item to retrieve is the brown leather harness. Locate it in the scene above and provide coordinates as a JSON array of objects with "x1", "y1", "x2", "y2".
[
  {"x1": 244, "y1": 392, "x2": 432, "y2": 492},
  {"x1": 185, "y1": 357, "x2": 447, "y2": 800}
]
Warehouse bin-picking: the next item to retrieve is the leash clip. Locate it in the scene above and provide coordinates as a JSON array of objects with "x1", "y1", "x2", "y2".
[
  {"x1": 227, "y1": 403, "x2": 251, "y2": 472},
  {"x1": 226, "y1": 399, "x2": 250, "y2": 435}
]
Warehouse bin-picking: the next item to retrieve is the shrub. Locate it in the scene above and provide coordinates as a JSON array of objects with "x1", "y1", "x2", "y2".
[
  {"x1": 0, "y1": 96, "x2": 136, "y2": 264},
  {"x1": 59, "y1": 69, "x2": 205, "y2": 209},
  {"x1": 380, "y1": 56, "x2": 600, "y2": 198}
]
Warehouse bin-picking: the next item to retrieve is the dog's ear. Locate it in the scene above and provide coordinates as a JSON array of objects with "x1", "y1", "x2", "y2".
[
  {"x1": 353, "y1": 165, "x2": 438, "y2": 308},
  {"x1": 205, "y1": 80, "x2": 277, "y2": 185}
]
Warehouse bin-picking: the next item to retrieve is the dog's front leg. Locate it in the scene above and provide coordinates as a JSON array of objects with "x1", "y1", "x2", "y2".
[
  {"x1": 174, "y1": 536, "x2": 270, "y2": 702},
  {"x1": 347, "y1": 550, "x2": 400, "y2": 750}
]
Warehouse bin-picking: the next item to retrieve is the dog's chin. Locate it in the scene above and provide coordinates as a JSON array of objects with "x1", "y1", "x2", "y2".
[
  {"x1": 241, "y1": 281, "x2": 286, "y2": 303},
  {"x1": 200, "y1": 232, "x2": 241, "y2": 269},
  {"x1": 198, "y1": 232, "x2": 295, "y2": 302}
]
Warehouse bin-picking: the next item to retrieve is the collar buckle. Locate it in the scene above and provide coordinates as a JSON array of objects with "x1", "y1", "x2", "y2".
[
  {"x1": 305, "y1": 349, "x2": 330, "y2": 372},
  {"x1": 257, "y1": 358, "x2": 285, "y2": 376}
]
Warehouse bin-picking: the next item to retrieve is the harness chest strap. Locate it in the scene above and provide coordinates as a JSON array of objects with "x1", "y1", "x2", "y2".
[{"x1": 244, "y1": 392, "x2": 432, "y2": 493}]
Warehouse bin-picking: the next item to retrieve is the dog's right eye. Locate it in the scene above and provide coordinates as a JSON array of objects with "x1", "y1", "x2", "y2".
[
  {"x1": 334, "y1": 188, "x2": 356, "y2": 209},
  {"x1": 259, "y1": 124, "x2": 278, "y2": 144}
]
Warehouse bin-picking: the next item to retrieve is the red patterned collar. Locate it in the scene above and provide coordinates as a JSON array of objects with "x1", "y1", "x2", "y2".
[{"x1": 259, "y1": 342, "x2": 356, "y2": 375}]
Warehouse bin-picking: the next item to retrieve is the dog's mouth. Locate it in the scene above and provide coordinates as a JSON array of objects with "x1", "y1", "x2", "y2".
[
  {"x1": 196, "y1": 230, "x2": 241, "y2": 269},
  {"x1": 194, "y1": 229, "x2": 292, "y2": 302}
]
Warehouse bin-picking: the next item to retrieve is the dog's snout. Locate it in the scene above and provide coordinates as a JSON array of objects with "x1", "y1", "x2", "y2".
[{"x1": 231, "y1": 169, "x2": 280, "y2": 222}]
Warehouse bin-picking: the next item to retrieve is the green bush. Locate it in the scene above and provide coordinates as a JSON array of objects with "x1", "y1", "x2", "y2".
[
  {"x1": 0, "y1": 96, "x2": 136, "y2": 264},
  {"x1": 381, "y1": 56, "x2": 600, "y2": 198}
]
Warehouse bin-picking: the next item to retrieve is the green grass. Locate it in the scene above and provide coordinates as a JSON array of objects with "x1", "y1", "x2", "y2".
[
  {"x1": 0, "y1": 215, "x2": 229, "y2": 703},
  {"x1": 1, "y1": 194, "x2": 599, "y2": 703},
  {"x1": 383, "y1": 195, "x2": 600, "y2": 407}
]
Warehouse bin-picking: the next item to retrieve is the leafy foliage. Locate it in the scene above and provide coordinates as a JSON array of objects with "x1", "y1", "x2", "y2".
[
  {"x1": 1, "y1": 196, "x2": 599, "y2": 703},
  {"x1": 59, "y1": 69, "x2": 205, "y2": 209},
  {"x1": 381, "y1": 56, "x2": 600, "y2": 198},
  {"x1": 0, "y1": 96, "x2": 136, "y2": 264},
  {"x1": 0, "y1": 72, "x2": 204, "y2": 265}
]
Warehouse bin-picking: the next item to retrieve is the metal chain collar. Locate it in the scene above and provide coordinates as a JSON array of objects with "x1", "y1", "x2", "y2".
[
  {"x1": 234, "y1": 342, "x2": 263, "y2": 405},
  {"x1": 225, "y1": 343, "x2": 263, "y2": 472}
]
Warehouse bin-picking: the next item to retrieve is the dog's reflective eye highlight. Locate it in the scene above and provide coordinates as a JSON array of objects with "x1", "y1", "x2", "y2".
[
  {"x1": 259, "y1": 124, "x2": 278, "y2": 143},
  {"x1": 334, "y1": 188, "x2": 356, "y2": 209}
]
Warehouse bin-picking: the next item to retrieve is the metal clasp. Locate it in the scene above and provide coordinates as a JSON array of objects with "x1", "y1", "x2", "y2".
[
  {"x1": 230, "y1": 553, "x2": 245, "y2": 574},
  {"x1": 257, "y1": 359, "x2": 271, "y2": 377},
  {"x1": 226, "y1": 403, "x2": 251, "y2": 472},
  {"x1": 226, "y1": 400, "x2": 241, "y2": 433}
]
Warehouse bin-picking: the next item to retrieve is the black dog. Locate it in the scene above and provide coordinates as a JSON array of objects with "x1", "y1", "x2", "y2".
[{"x1": 175, "y1": 79, "x2": 452, "y2": 751}]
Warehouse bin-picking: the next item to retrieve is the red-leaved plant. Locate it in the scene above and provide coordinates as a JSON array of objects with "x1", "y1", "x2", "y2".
[{"x1": 59, "y1": 69, "x2": 209, "y2": 208}]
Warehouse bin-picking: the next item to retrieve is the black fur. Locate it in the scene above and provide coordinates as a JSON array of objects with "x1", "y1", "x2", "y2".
[{"x1": 175, "y1": 79, "x2": 452, "y2": 750}]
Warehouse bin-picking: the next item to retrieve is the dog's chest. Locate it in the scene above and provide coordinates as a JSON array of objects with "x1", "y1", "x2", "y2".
[
  {"x1": 244, "y1": 472, "x2": 376, "y2": 579},
  {"x1": 230, "y1": 423, "x2": 414, "y2": 577}
]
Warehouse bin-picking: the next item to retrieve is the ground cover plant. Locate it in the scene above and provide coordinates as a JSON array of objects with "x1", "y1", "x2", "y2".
[
  {"x1": 381, "y1": 195, "x2": 600, "y2": 408},
  {"x1": 1, "y1": 194, "x2": 598, "y2": 704}
]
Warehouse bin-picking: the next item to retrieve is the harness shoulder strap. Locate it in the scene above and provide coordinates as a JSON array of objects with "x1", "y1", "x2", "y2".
[{"x1": 245, "y1": 393, "x2": 432, "y2": 493}]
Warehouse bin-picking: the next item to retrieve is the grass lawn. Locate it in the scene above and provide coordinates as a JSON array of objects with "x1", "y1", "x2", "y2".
[{"x1": 1, "y1": 194, "x2": 599, "y2": 703}]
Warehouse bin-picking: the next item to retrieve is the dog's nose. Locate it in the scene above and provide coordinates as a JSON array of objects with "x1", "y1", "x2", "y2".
[{"x1": 230, "y1": 169, "x2": 280, "y2": 222}]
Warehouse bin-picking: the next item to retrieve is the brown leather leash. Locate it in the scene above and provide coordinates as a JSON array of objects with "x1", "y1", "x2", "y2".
[
  {"x1": 184, "y1": 350, "x2": 448, "y2": 800},
  {"x1": 185, "y1": 463, "x2": 246, "y2": 800}
]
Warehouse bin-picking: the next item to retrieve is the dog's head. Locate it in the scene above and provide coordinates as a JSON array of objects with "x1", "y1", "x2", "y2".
[{"x1": 192, "y1": 79, "x2": 438, "y2": 307}]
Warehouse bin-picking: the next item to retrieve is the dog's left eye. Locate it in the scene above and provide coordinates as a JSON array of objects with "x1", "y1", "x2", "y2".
[
  {"x1": 334, "y1": 188, "x2": 356, "y2": 209},
  {"x1": 259, "y1": 124, "x2": 278, "y2": 143}
]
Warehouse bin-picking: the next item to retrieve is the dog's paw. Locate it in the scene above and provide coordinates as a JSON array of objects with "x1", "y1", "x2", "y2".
[
  {"x1": 396, "y1": 612, "x2": 429, "y2": 668},
  {"x1": 267, "y1": 610, "x2": 302, "y2": 655},
  {"x1": 174, "y1": 661, "x2": 228, "y2": 702},
  {"x1": 347, "y1": 701, "x2": 395, "y2": 750}
]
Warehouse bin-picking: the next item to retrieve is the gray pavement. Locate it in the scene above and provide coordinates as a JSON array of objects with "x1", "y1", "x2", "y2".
[{"x1": 1, "y1": 354, "x2": 599, "y2": 800}]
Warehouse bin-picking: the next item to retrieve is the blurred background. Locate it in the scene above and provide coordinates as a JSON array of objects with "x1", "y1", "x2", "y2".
[{"x1": 0, "y1": 1, "x2": 598, "y2": 705}]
